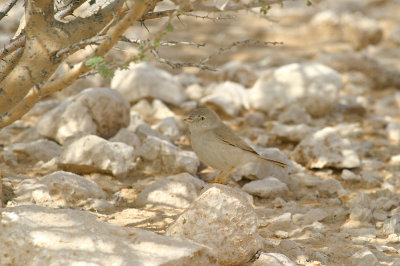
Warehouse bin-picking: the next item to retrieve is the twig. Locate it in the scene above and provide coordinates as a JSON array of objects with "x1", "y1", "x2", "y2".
[
  {"x1": 151, "y1": 48, "x2": 216, "y2": 71},
  {"x1": 0, "y1": 34, "x2": 25, "y2": 60},
  {"x1": 201, "y1": 39, "x2": 283, "y2": 64},
  {"x1": 141, "y1": 0, "x2": 284, "y2": 20},
  {"x1": 0, "y1": 0, "x2": 18, "y2": 21},
  {"x1": 120, "y1": 36, "x2": 206, "y2": 47},
  {"x1": 55, "y1": 0, "x2": 86, "y2": 21},
  {"x1": 56, "y1": 35, "x2": 108, "y2": 58}
]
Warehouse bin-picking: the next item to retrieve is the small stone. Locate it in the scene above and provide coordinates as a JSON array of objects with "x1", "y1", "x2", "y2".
[
  {"x1": 59, "y1": 134, "x2": 136, "y2": 178},
  {"x1": 342, "y1": 13, "x2": 383, "y2": 51},
  {"x1": 382, "y1": 214, "x2": 400, "y2": 235},
  {"x1": 292, "y1": 127, "x2": 361, "y2": 169},
  {"x1": 166, "y1": 184, "x2": 262, "y2": 265},
  {"x1": 341, "y1": 169, "x2": 361, "y2": 182},
  {"x1": 139, "y1": 136, "x2": 199, "y2": 175},
  {"x1": 277, "y1": 104, "x2": 312, "y2": 124},
  {"x1": 201, "y1": 81, "x2": 249, "y2": 117},
  {"x1": 251, "y1": 252, "x2": 297, "y2": 266},
  {"x1": 109, "y1": 128, "x2": 141, "y2": 150},
  {"x1": 134, "y1": 173, "x2": 204, "y2": 209},
  {"x1": 7, "y1": 139, "x2": 62, "y2": 163},
  {"x1": 269, "y1": 123, "x2": 314, "y2": 143},
  {"x1": 350, "y1": 247, "x2": 378, "y2": 266},
  {"x1": 387, "y1": 121, "x2": 400, "y2": 144},
  {"x1": 152, "y1": 117, "x2": 180, "y2": 142},
  {"x1": 186, "y1": 83, "x2": 204, "y2": 100},
  {"x1": 249, "y1": 63, "x2": 342, "y2": 117},
  {"x1": 242, "y1": 177, "x2": 289, "y2": 198},
  {"x1": 37, "y1": 88, "x2": 130, "y2": 144},
  {"x1": 111, "y1": 62, "x2": 187, "y2": 106},
  {"x1": 15, "y1": 171, "x2": 107, "y2": 207}
]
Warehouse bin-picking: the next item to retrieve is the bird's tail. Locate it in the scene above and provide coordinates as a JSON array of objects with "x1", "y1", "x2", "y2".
[{"x1": 257, "y1": 155, "x2": 287, "y2": 168}]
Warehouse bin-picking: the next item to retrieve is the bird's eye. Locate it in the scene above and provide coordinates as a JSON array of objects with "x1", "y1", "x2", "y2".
[{"x1": 200, "y1": 116, "x2": 205, "y2": 120}]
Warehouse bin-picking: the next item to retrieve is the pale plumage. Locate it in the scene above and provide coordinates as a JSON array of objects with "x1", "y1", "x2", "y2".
[{"x1": 184, "y1": 107, "x2": 286, "y2": 183}]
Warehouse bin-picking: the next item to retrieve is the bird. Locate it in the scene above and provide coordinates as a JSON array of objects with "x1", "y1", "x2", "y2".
[{"x1": 184, "y1": 107, "x2": 287, "y2": 184}]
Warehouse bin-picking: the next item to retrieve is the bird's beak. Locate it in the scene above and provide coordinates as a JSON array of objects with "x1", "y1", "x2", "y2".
[{"x1": 184, "y1": 117, "x2": 195, "y2": 123}]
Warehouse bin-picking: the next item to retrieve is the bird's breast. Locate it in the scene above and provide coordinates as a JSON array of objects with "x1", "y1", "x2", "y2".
[{"x1": 191, "y1": 131, "x2": 243, "y2": 171}]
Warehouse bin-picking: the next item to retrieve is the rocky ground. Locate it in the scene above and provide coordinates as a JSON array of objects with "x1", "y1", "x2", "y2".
[{"x1": 1, "y1": 0, "x2": 400, "y2": 265}]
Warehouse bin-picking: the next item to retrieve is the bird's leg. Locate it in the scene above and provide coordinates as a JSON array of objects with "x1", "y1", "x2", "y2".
[
  {"x1": 218, "y1": 167, "x2": 235, "y2": 184},
  {"x1": 209, "y1": 170, "x2": 224, "y2": 183}
]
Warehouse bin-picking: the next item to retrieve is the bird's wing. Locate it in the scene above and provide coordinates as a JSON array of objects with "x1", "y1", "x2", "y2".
[
  {"x1": 214, "y1": 123, "x2": 287, "y2": 168},
  {"x1": 214, "y1": 123, "x2": 258, "y2": 154}
]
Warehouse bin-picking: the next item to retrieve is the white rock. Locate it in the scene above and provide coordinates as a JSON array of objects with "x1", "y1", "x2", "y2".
[
  {"x1": 342, "y1": 13, "x2": 383, "y2": 51},
  {"x1": 382, "y1": 214, "x2": 400, "y2": 235},
  {"x1": 26, "y1": 99, "x2": 60, "y2": 117},
  {"x1": 109, "y1": 128, "x2": 141, "y2": 150},
  {"x1": 389, "y1": 155, "x2": 400, "y2": 166},
  {"x1": 37, "y1": 88, "x2": 130, "y2": 144},
  {"x1": 242, "y1": 177, "x2": 289, "y2": 198},
  {"x1": 152, "y1": 117, "x2": 180, "y2": 142},
  {"x1": 152, "y1": 99, "x2": 175, "y2": 120},
  {"x1": 341, "y1": 169, "x2": 361, "y2": 182},
  {"x1": 0, "y1": 205, "x2": 217, "y2": 265},
  {"x1": 7, "y1": 139, "x2": 62, "y2": 163},
  {"x1": 269, "y1": 123, "x2": 314, "y2": 143},
  {"x1": 201, "y1": 81, "x2": 249, "y2": 116},
  {"x1": 217, "y1": 61, "x2": 258, "y2": 87},
  {"x1": 15, "y1": 171, "x2": 106, "y2": 207},
  {"x1": 277, "y1": 104, "x2": 312, "y2": 124},
  {"x1": 292, "y1": 127, "x2": 361, "y2": 169},
  {"x1": 186, "y1": 83, "x2": 205, "y2": 100},
  {"x1": 261, "y1": 212, "x2": 293, "y2": 231},
  {"x1": 289, "y1": 172, "x2": 347, "y2": 197},
  {"x1": 111, "y1": 62, "x2": 187, "y2": 106},
  {"x1": 349, "y1": 192, "x2": 373, "y2": 223},
  {"x1": 302, "y1": 209, "x2": 328, "y2": 225},
  {"x1": 350, "y1": 247, "x2": 378, "y2": 266},
  {"x1": 139, "y1": 136, "x2": 199, "y2": 175},
  {"x1": 251, "y1": 252, "x2": 297, "y2": 266},
  {"x1": 387, "y1": 121, "x2": 400, "y2": 144},
  {"x1": 59, "y1": 135, "x2": 136, "y2": 177},
  {"x1": 135, "y1": 173, "x2": 204, "y2": 209},
  {"x1": 166, "y1": 184, "x2": 262, "y2": 265},
  {"x1": 249, "y1": 63, "x2": 342, "y2": 117},
  {"x1": 311, "y1": 10, "x2": 340, "y2": 27}
]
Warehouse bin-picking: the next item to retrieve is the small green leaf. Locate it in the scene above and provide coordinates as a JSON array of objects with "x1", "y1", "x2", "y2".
[
  {"x1": 307, "y1": 0, "x2": 312, "y2": 6},
  {"x1": 183, "y1": 218, "x2": 186, "y2": 224},
  {"x1": 85, "y1": 55, "x2": 114, "y2": 78}
]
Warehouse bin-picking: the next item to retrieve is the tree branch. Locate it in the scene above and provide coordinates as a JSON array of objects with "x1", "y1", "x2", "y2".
[
  {"x1": 0, "y1": 0, "x2": 151, "y2": 128},
  {"x1": 141, "y1": 0, "x2": 284, "y2": 20},
  {"x1": 0, "y1": 35, "x2": 25, "y2": 61},
  {"x1": 0, "y1": 0, "x2": 18, "y2": 21}
]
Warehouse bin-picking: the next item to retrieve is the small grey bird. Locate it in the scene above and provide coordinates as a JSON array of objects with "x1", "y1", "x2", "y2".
[{"x1": 184, "y1": 107, "x2": 287, "y2": 183}]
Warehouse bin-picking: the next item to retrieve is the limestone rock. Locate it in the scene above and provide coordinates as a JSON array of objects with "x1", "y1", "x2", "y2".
[
  {"x1": 201, "y1": 81, "x2": 249, "y2": 116},
  {"x1": 342, "y1": 13, "x2": 383, "y2": 51},
  {"x1": 249, "y1": 63, "x2": 342, "y2": 117},
  {"x1": 0, "y1": 205, "x2": 217, "y2": 265},
  {"x1": 111, "y1": 62, "x2": 187, "y2": 106},
  {"x1": 7, "y1": 139, "x2": 62, "y2": 163},
  {"x1": 166, "y1": 184, "x2": 262, "y2": 265},
  {"x1": 15, "y1": 171, "x2": 106, "y2": 207},
  {"x1": 152, "y1": 117, "x2": 181, "y2": 142},
  {"x1": 59, "y1": 134, "x2": 136, "y2": 177},
  {"x1": 249, "y1": 252, "x2": 297, "y2": 266},
  {"x1": 109, "y1": 128, "x2": 141, "y2": 150},
  {"x1": 350, "y1": 247, "x2": 378, "y2": 266},
  {"x1": 292, "y1": 127, "x2": 361, "y2": 169},
  {"x1": 37, "y1": 87, "x2": 130, "y2": 144},
  {"x1": 242, "y1": 177, "x2": 289, "y2": 198},
  {"x1": 387, "y1": 121, "x2": 400, "y2": 144},
  {"x1": 382, "y1": 214, "x2": 400, "y2": 235},
  {"x1": 135, "y1": 173, "x2": 204, "y2": 209},
  {"x1": 139, "y1": 135, "x2": 199, "y2": 175}
]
